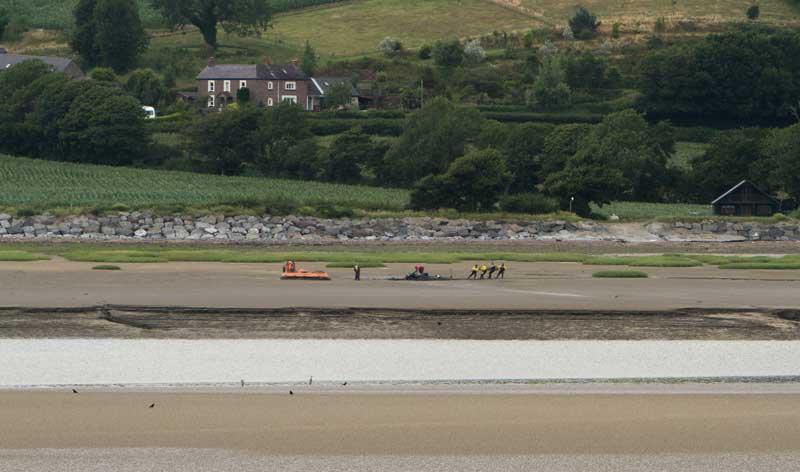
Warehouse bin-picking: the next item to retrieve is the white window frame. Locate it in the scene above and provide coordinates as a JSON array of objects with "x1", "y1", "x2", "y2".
[
  {"x1": 268, "y1": 81, "x2": 274, "y2": 90},
  {"x1": 267, "y1": 98, "x2": 274, "y2": 106},
  {"x1": 285, "y1": 81, "x2": 296, "y2": 91},
  {"x1": 208, "y1": 80, "x2": 215, "y2": 93},
  {"x1": 239, "y1": 80, "x2": 247, "y2": 89},
  {"x1": 282, "y1": 95, "x2": 297, "y2": 104},
  {"x1": 223, "y1": 80, "x2": 231, "y2": 92},
  {"x1": 207, "y1": 95, "x2": 215, "y2": 108}
]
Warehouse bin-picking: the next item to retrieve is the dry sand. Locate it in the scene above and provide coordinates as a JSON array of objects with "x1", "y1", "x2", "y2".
[
  {"x1": 1, "y1": 260, "x2": 799, "y2": 311},
  {"x1": 1, "y1": 390, "x2": 800, "y2": 455}
]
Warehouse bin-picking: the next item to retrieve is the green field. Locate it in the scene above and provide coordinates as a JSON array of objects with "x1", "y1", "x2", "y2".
[
  {"x1": 269, "y1": 0, "x2": 540, "y2": 56},
  {"x1": 591, "y1": 201, "x2": 713, "y2": 220},
  {"x1": 0, "y1": 154, "x2": 409, "y2": 213}
]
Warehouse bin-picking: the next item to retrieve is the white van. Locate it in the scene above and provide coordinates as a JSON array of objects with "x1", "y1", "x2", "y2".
[{"x1": 142, "y1": 106, "x2": 156, "y2": 119}]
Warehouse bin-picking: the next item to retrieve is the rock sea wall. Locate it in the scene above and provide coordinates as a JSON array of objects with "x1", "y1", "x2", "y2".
[{"x1": 0, "y1": 213, "x2": 799, "y2": 243}]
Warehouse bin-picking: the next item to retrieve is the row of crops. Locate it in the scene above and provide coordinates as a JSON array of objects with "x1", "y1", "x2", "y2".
[
  {"x1": 0, "y1": 155, "x2": 409, "y2": 212},
  {"x1": 0, "y1": 0, "x2": 344, "y2": 30}
]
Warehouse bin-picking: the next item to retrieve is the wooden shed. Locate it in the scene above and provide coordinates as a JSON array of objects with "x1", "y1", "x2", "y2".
[{"x1": 712, "y1": 180, "x2": 779, "y2": 217}]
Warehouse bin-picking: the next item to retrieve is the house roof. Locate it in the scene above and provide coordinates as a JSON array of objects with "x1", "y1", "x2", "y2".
[
  {"x1": 0, "y1": 53, "x2": 77, "y2": 74},
  {"x1": 711, "y1": 180, "x2": 778, "y2": 205},
  {"x1": 310, "y1": 77, "x2": 359, "y2": 96},
  {"x1": 197, "y1": 63, "x2": 308, "y2": 80}
]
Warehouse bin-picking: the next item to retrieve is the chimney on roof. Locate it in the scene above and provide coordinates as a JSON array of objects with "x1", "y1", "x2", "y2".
[
  {"x1": 263, "y1": 56, "x2": 271, "y2": 65},
  {"x1": 291, "y1": 58, "x2": 299, "y2": 66},
  {"x1": 207, "y1": 57, "x2": 215, "y2": 67}
]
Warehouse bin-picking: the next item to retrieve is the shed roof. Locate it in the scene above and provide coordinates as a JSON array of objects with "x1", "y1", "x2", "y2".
[
  {"x1": 310, "y1": 77, "x2": 359, "y2": 96},
  {"x1": 711, "y1": 180, "x2": 778, "y2": 205},
  {"x1": 0, "y1": 53, "x2": 77, "y2": 73},
  {"x1": 197, "y1": 63, "x2": 308, "y2": 80}
]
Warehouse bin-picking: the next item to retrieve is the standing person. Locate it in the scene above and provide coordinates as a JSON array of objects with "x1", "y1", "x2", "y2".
[
  {"x1": 467, "y1": 264, "x2": 479, "y2": 280},
  {"x1": 497, "y1": 262, "x2": 506, "y2": 279},
  {"x1": 479, "y1": 263, "x2": 488, "y2": 279},
  {"x1": 354, "y1": 264, "x2": 361, "y2": 281},
  {"x1": 487, "y1": 261, "x2": 498, "y2": 279}
]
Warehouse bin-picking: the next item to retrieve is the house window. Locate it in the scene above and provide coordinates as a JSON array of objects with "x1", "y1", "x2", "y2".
[
  {"x1": 720, "y1": 205, "x2": 736, "y2": 216},
  {"x1": 223, "y1": 80, "x2": 231, "y2": 92},
  {"x1": 239, "y1": 80, "x2": 247, "y2": 89},
  {"x1": 207, "y1": 95, "x2": 215, "y2": 108},
  {"x1": 285, "y1": 81, "x2": 296, "y2": 91},
  {"x1": 268, "y1": 81, "x2": 274, "y2": 90},
  {"x1": 208, "y1": 80, "x2": 215, "y2": 93},
  {"x1": 267, "y1": 98, "x2": 274, "y2": 106},
  {"x1": 757, "y1": 205, "x2": 773, "y2": 216},
  {"x1": 282, "y1": 95, "x2": 297, "y2": 104}
]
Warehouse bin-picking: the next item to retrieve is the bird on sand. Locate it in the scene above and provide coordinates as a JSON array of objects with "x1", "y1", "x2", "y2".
[
  {"x1": 149, "y1": 403, "x2": 155, "y2": 408},
  {"x1": 289, "y1": 390, "x2": 294, "y2": 395},
  {"x1": 342, "y1": 382, "x2": 347, "y2": 386},
  {"x1": 72, "y1": 389, "x2": 78, "y2": 394},
  {"x1": 309, "y1": 376, "x2": 313, "y2": 385}
]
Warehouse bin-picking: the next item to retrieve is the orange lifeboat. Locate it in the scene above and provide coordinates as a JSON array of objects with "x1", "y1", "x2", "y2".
[{"x1": 280, "y1": 261, "x2": 331, "y2": 281}]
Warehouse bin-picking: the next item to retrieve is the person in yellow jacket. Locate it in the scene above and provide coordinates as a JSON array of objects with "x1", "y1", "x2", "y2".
[
  {"x1": 479, "y1": 263, "x2": 488, "y2": 279},
  {"x1": 467, "y1": 264, "x2": 479, "y2": 280}
]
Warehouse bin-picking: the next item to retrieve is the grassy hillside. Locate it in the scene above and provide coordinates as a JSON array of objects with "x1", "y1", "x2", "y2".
[
  {"x1": 269, "y1": 0, "x2": 539, "y2": 56},
  {"x1": 507, "y1": 0, "x2": 800, "y2": 26},
  {"x1": 0, "y1": 0, "x2": 345, "y2": 29},
  {"x1": 0, "y1": 154, "x2": 409, "y2": 213}
]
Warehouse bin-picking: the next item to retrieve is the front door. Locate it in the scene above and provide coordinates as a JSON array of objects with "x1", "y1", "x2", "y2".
[{"x1": 741, "y1": 205, "x2": 753, "y2": 217}]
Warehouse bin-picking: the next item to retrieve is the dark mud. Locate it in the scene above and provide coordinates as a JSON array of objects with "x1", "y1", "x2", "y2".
[{"x1": 1, "y1": 306, "x2": 799, "y2": 340}]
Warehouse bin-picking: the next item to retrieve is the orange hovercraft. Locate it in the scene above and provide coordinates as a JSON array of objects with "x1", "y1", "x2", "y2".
[{"x1": 280, "y1": 260, "x2": 331, "y2": 281}]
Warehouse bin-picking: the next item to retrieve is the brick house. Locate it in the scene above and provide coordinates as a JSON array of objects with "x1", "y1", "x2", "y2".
[{"x1": 197, "y1": 58, "x2": 315, "y2": 110}]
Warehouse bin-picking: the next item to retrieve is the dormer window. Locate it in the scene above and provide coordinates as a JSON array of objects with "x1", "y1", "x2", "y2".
[
  {"x1": 268, "y1": 81, "x2": 274, "y2": 90},
  {"x1": 208, "y1": 80, "x2": 215, "y2": 92},
  {"x1": 285, "y1": 81, "x2": 296, "y2": 91}
]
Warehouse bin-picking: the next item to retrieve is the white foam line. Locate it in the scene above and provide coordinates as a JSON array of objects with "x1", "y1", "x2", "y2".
[{"x1": 1, "y1": 339, "x2": 799, "y2": 386}]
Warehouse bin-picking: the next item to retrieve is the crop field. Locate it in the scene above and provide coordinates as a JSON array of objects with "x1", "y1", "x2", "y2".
[
  {"x1": 269, "y1": 0, "x2": 540, "y2": 56},
  {"x1": 0, "y1": 0, "x2": 346, "y2": 29},
  {"x1": 0, "y1": 155, "x2": 409, "y2": 213},
  {"x1": 507, "y1": 0, "x2": 800, "y2": 26}
]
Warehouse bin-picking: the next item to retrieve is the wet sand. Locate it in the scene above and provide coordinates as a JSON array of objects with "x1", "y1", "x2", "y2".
[
  {"x1": 2, "y1": 390, "x2": 800, "y2": 455},
  {"x1": 1, "y1": 260, "x2": 799, "y2": 311}
]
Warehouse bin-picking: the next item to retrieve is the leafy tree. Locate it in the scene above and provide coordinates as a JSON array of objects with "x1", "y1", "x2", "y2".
[
  {"x1": 539, "y1": 123, "x2": 592, "y2": 177},
  {"x1": 325, "y1": 82, "x2": 353, "y2": 110},
  {"x1": 418, "y1": 44, "x2": 432, "y2": 59},
  {"x1": 432, "y1": 39, "x2": 464, "y2": 67},
  {"x1": 639, "y1": 27, "x2": 800, "y2": 121},
  {"x1": 125, "y1": 68, "x2": 168, "y2": 106},
  {"x1": 747, "y1": 4, "x2": 760, "y2": 20},
  {"x1": 71, "y1": 0, "x2": 148, "y2": 72},
  {"x1": 381, "y1": 97, "x2": 483, "y2": 186},
  {"x1": 90, "y1": 67, "x2": 116, "y2": 82},
  {"x1": 528, "y1": 54, "x2": 571, "y2": 110},
  {"x1": 300, "y1": 41, "x2": 318, "y2": 75},
  {"x1": 569, "y1": 7, "x2": 599, "y2": 40},
  {"x1": 566, "y1": 52, "x2": 606, "y2": 89},
  {"x1": 0, "y1": 8, "x2": 10, "y2": 40},
  {"x1": 58, "y1": 81, "x2": 148, "y2": 165},
  {"x1": 257, "y1": 101, "x2": 314, "y2": 177},
  {"x1": 653, "y1": 17, "x2": 666, "y2": 34},
  {"x1": 611, "y1": 22, "x2": 621, "y2": 39},
  {"x1": 150, "y1": 0, "x2": 271, "y2": 49},
  {"x1": 319, "y1": 130, "x2": 384, "y2": 183},
  {"x1": 689, "y1": 128, "x2": 767, "y2": 201},
  {"x1": 762, "y1": 123, "x2": 800, "y2": 201},
  {"x1": 378, "y1": 37, "x2": 402, "y2": 57},
  {"x1": 463, "y1": 39, "x2": 486, "y2": 64},
  {"x1": 190, "y1": 105, "x2": 262, "y2": 175},
  {"x1": 410, "y1": 149, "x2": 510, "y2": 211},
  {"x1": 70, "y1": 0, "x2": 100, "y2": 66},
  {"x1": 503, "y1": 123, "x2": 554, "y2": 193},
  {"x1": 236, "y1": 86, "x2": 250, "y2": 103}
]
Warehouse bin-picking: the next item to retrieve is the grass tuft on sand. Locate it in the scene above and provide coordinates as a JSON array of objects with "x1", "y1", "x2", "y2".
[
  {"x1": 584, "y1": 256, "x2": 702, "y2": 268},
  {"x1": 92, "y1": 265, "x2": 122, "y2": 270},
  {"x1": 592, "y1": 270, "x2": 649, "y2": 278}
]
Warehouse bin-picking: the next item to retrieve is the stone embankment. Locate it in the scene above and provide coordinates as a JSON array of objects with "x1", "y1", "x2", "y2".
[{"x1": 0, "y1": 213, "x2": 799, "y2": 243}]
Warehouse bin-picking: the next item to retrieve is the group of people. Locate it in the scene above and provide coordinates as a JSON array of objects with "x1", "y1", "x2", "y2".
[{"x1": 468, "y1": 262, "x2": 506, "y2": 280}]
